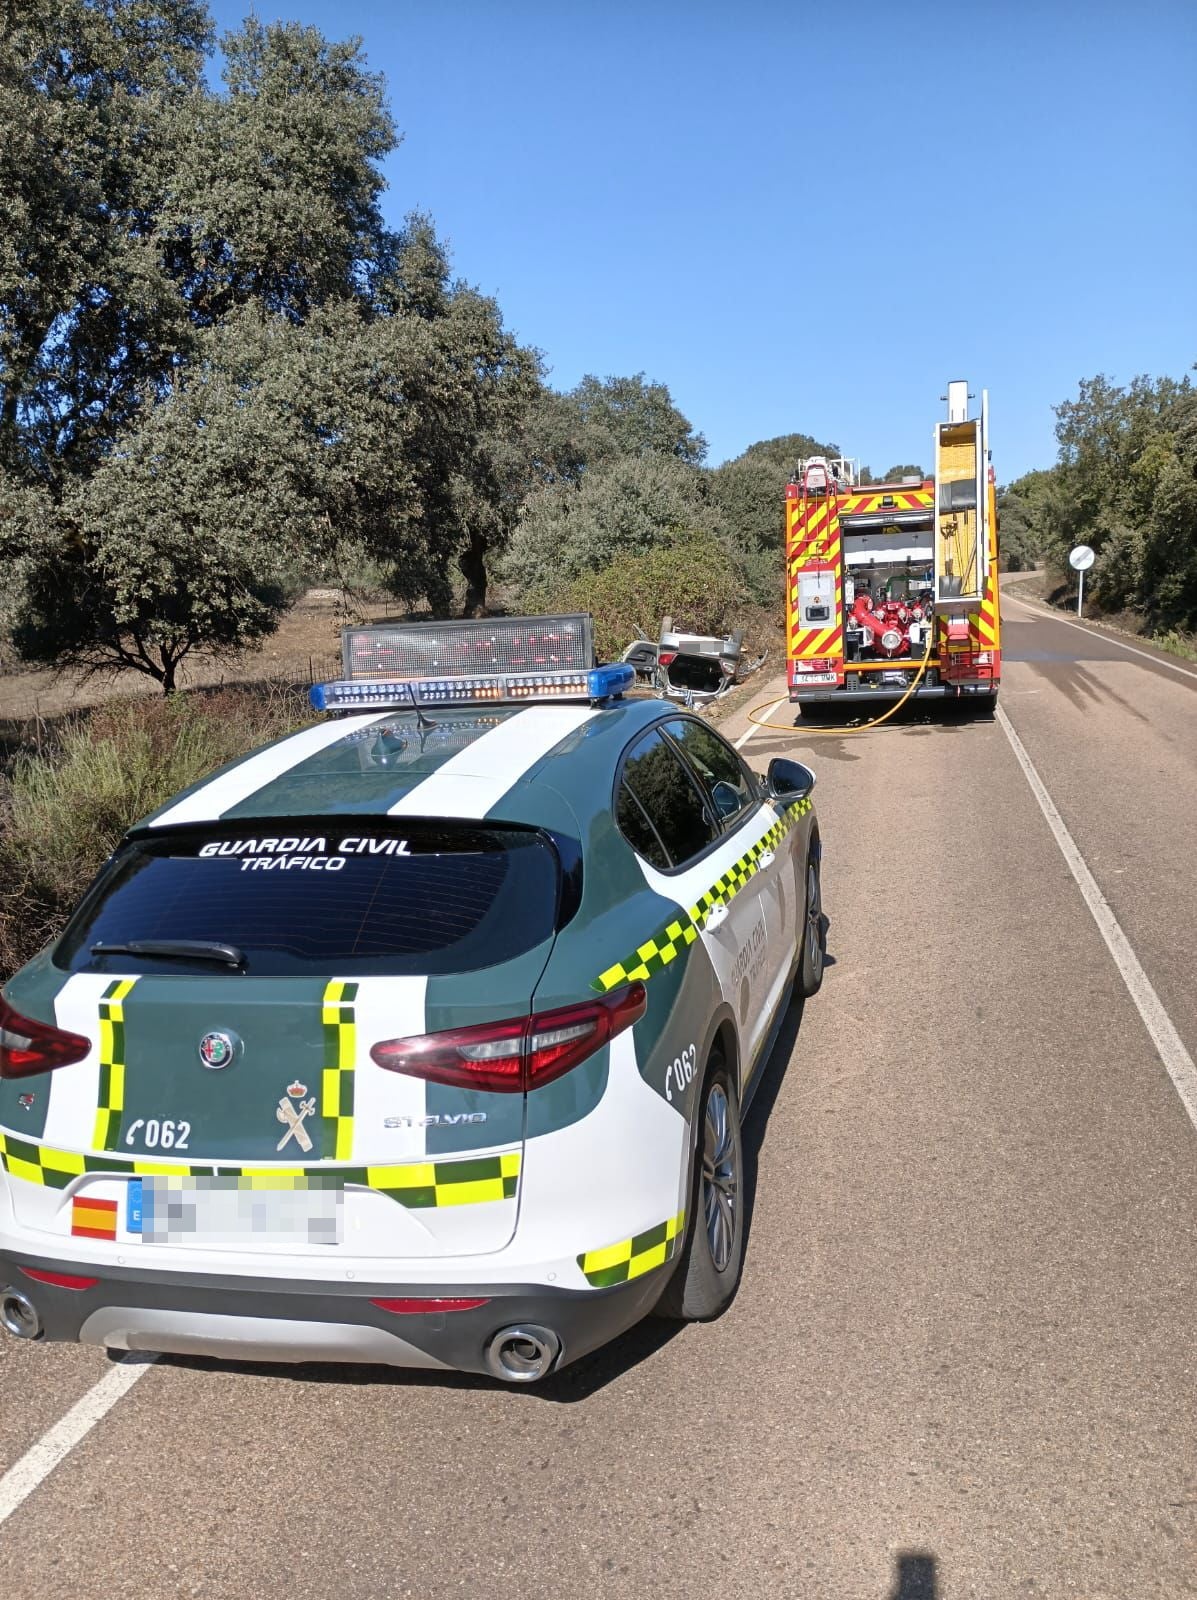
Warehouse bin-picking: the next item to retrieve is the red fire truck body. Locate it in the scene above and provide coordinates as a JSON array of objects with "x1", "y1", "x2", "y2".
[{"x1": 785, "y1": 383, "x2": 1000, "y2": 706}]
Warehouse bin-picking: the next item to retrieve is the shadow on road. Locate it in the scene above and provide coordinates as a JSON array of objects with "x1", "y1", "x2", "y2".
[{"x1": 890, "y1": 1552, "x2": 939, "y2": 1598}]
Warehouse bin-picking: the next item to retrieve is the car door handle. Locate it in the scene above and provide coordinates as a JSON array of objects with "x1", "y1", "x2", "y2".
[
  {"x1": 705, "y1": 902, "x2": 729, "y2": 929},
  {"x1": 757, "y1": 849, "x2": 775, "y2": 868}
]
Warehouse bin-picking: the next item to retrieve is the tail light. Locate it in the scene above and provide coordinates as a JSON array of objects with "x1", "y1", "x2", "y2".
[
  {"x1": 0, "y1": 997, "x2": 91, "y2": 1080},
  {"x1": 370, "y1": 983, "x2": 647, "y2": 1092},
  {"x1": 658, "y1": 651, "x2": 677, "y2": 666}
]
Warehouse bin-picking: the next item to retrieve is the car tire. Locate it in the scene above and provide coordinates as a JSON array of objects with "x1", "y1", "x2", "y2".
[
  {"x1": 654, "y1": 1055, "x2": 744, "y2": 1322},
  {"x1": 800, "y1": 843, "x2": 826, "y2": 997}
]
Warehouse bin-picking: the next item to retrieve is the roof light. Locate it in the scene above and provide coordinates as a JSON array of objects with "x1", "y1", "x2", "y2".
[{"x1": 310, "y1": 662, "x2": 635, "y2": 714}]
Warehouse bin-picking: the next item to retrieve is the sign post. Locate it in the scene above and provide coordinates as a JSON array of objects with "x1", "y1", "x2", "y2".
[{"x1": 1069, "y1": 544, "x2": 1095, "y2": 616}]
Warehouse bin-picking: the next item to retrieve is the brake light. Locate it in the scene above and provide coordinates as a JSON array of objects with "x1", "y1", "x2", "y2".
[
  {"x1": 658, "y1": 651, "x2": 677, "y2": 666},
  {"x1": 0, "y1": 997, "x2": 90, "y2": 1080},
  {"x1": 370, "y1": 984, "x2": 647, "y2": 1092}
]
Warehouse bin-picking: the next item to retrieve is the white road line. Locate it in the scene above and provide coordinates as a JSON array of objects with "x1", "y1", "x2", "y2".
[
  {"x1": 996, "y1": 704, "x2": 1197, "y2": 1134},
  {"x1": 1002, "y1": 593, "x2": 1197, "y2": 681},
  {"x1": 734, "y1": 696, "x2": 785, "y2": 750},
  {"x1": 0, "y1": 1354, "x2": 156, "y2": 1529}
]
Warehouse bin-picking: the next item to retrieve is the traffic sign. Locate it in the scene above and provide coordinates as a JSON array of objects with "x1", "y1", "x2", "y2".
[{"x1": 1069, "y1": 545, "x2": 1095, "y2": 572}]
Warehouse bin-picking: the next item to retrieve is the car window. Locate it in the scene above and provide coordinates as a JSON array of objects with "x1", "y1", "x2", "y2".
[
  {"x1": 619, "y1": 727, "x2": 718, "y2": 869},
  {"x1": 662, "y1": 719, "x2": 757, "y2": 826},
  {"x1": 55, "y1": 822, "x2": 560, "y2": 977},
  {"x1": 615, "y1": 782, "x2": 670, "y2": 871}
]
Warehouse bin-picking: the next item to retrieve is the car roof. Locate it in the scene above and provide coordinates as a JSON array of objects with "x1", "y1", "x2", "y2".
[{"x1": 136, "y1": 697, "x2": 679, "y2": 833}]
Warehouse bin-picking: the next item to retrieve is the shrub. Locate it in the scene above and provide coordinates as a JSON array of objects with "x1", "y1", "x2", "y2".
[
  {"x1": 0, "y1": 686, "x2": 314, "y2": 979},
  {"x1": 527, "y1": 528, "x2": 748, "y2": 663}
]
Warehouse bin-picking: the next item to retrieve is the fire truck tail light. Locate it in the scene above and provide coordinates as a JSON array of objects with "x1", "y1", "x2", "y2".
[
  {"x1": 370, "y1": 984, "x2": 647, "y2": 1092},
  {"x1": 0, "y1": 998, "x2": 91, "y2": 1080}
]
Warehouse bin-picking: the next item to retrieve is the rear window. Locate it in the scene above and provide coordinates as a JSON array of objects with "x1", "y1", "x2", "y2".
[{"x1": 56, "y1": 822, "x2": 561, "y2": 977}]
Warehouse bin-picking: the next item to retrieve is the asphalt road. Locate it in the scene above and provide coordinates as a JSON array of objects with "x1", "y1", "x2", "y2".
[{"x1": 2, "y1": 590, "x2": 1195, "y2": 1599}]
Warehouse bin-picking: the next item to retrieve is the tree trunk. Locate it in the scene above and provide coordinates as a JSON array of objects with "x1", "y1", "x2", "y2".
[{"x1": 458, "y1": 532, "x2": 489, "y2": 617}]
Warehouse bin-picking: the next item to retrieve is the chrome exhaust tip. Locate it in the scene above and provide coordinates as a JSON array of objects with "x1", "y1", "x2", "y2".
[
  {"x1": 484, "y1": 1324, "x2": 560, "y2": 1384},
  {"x1": 1, "y1": 1287, "x2": 43, "y2": 1341}
]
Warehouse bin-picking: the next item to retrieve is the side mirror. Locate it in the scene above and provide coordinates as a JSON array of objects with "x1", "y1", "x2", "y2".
[
  {"x1": 768, "y1": 757, "x2": 816, "y2": 801},
  {"x1": 710, "y1": 780, "x2": 742, "y2": 820}
]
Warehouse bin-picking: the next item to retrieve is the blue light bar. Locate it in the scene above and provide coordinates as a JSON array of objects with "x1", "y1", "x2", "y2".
[{"x1": 310, "y1": 663, "x2": 635, "y2": 714}]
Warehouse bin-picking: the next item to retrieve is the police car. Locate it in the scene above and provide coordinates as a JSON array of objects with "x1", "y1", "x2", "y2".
[{"x1": 0, "y1": 616, "x2": 823, "y2": 1382}]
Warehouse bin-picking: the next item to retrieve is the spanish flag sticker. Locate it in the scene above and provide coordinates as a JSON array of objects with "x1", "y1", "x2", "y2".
[{"x1": 71, "y1": 1196, "x2": 118, "y2": 1241}]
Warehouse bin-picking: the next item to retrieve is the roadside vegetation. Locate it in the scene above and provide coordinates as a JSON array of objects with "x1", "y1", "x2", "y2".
[
  {"x1": 998, "y1": 369, "x2": 1197, "y2": 654},
  {"x1": 0, "y1": 687, "x2": 312, "y2": 979}
]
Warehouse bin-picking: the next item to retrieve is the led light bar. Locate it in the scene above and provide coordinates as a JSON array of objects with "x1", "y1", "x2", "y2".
[
  {"x1": 342, "y1": 615, "x2": 592, "y2": 681},
  {"x1": 310, "y1": 663, "x2": 635, "y2": 714}
]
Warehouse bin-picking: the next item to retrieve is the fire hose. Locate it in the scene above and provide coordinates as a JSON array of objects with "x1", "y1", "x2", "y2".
[{"x1": 744, "y1": 627, "x2": 936, "y2": 736}]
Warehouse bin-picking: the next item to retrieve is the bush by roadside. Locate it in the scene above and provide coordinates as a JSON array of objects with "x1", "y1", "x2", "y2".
[
  {"x1": 524, "y1": 527, "x2": 751, "y2": 662},
  {"x1": 0, "y1": 685, "x2": 314, "y2": 981}
]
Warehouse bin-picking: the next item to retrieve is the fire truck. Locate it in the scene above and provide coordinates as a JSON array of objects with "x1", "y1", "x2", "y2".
[{"x1": 785, "y1": 381, "x2": 1000, "y2": 706}]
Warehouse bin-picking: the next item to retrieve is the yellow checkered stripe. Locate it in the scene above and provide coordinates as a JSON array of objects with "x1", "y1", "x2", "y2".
[
  {"x1": 0, "y1": 1130, "x2": 520, "y2": 1212},
  {"x1": 594, "y1": 799, "x2": 813, "y2": 993},
  {"x1": 92, "y1": 978, "x2": 137, "y2": 1151},
  {"x1": 579, "y1": 1210, "x2": 685, "y2": 1287},
  {"x1": 321, "y1": 979, "x2": 357, "y2": 1161}
]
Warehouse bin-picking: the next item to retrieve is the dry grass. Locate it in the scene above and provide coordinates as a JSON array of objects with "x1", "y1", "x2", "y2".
[{"x1": 0, "y1": 684, "x2": 314, "y2": 980}]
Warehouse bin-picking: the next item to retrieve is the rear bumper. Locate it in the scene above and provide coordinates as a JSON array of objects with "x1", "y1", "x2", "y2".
[
  {"x1": 0, "y1": 1247, "x2": 667, "y2": 1379},
  {"x1": 793, "y1": 683, "x2": 998, "y2": 704}
]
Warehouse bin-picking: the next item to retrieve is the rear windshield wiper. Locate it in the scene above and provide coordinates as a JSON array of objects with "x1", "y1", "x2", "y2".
[{"x1": 90, "y1": 939, "x2": 245, "y2": 969}]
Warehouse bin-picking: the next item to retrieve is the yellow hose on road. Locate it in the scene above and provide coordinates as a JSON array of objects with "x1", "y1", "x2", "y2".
[{"x1": 747, "y1": 631, "x2": 936, "y2": 735}]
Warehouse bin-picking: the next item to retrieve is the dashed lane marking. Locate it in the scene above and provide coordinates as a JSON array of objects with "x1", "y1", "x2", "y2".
[
  {"x1": 0, "y1": 1355, "x2": 157, "y2": 1530},
  {"x1": 997, "y1": 703, "x2": 1197, "y2": 1135}
]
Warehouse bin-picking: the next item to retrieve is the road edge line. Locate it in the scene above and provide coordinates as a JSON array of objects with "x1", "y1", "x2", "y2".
[
  {"x1": 995, "y1": 704, "x2": 1197, "y2": 1134},
  {"x1": 0, "y1": 1354, "x2": 156, "y2": 1530},
  {"x1": 734, "y1": 696, "x2": 785, "y2": 750}
]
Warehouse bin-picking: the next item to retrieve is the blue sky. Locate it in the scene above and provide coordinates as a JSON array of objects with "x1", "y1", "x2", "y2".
[{"x1": 210, "y1": 0, "x2": 1196, "y2": 482}]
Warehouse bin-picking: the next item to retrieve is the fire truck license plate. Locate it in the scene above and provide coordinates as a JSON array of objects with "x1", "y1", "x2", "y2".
[{"x1": 798, "y1": 672, "x2": 838, "y2": 684}]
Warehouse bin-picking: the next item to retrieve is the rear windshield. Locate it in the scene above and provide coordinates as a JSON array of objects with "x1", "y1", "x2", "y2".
[{"x1": 56, "y1": 822, "x2": 560, "y2": 977}]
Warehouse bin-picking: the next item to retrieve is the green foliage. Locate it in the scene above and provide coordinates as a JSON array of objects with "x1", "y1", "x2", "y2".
[
  {"x1": 997, "y1": 468, "x2": 1053, "y2": 571},
  {"x1": 0, "y1": 0, "x2": 211, "y2": 489},
  {"x1": 880, "y1": 463, "x2": 925, "y2": 482},
  {"x1": 1008, "y1": 368, "x2": 1197, "y2": 628},
  {"x1": 710, "y1": 433, "x2": 839, "y2": 555},
  {"x1": 504, "y1": 452, "x2": 724, "y2": 596},
  {"x1": 0, "y1": 686, "x2": 313, "y2": 977},
  {"x1": 526, "y1": 528, "x2": 747, "y2": 664},
  {"x1": 562, "y1": 374, "x2": 707, "y2": 467},
  {"x1": 0, "y1": 4, "x2": 541, "y2": 678}
]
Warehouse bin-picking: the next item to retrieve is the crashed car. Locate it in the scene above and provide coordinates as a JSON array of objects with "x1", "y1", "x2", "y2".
[{"x1": 0, "y1": 616, "x2": 823, "y2": 1382}]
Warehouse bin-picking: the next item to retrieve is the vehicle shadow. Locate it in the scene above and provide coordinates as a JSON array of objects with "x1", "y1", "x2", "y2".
[{"x1": 890, "y1": 1552, "x2": 939, "y2": 1598}]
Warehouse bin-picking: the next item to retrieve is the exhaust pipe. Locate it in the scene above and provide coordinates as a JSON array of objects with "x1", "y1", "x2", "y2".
[
  {"x1": 1, "y1": 1287, "x2": 43, "y2": 1341},
  {"x1": 484, "y1": 1324, "x2": 560, "y2": 1384}
]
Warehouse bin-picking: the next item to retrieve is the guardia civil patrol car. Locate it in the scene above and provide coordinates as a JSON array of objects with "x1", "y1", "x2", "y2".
[{"x1": 0, "y1": 617, "x2": 823, "y2": 1382}]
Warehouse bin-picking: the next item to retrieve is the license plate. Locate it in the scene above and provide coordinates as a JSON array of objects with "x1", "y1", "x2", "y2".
[{"x1": 130, "y1": 1176, "x2": 342, "y2": 1246}]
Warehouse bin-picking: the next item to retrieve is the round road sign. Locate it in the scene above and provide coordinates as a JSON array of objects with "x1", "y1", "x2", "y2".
[{"x1": 1069, "y1": 544, "x2": 1096, "y2": 572}]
